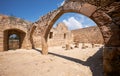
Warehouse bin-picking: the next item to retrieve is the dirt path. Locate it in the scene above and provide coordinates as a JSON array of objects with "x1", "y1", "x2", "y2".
[{"x1": 0, "y1": 45, "x2": 103, "y2": 76}]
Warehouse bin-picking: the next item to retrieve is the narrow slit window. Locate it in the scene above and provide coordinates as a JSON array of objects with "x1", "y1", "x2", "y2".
[
  {"x1": 49, "y1": 32, "x2": 53, "y2": 39},
  {"x1": 64, "y1": 33, "x2": 66, "y2": 39}
]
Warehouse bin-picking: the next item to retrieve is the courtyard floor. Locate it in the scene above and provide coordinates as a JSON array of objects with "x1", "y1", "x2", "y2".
[{"x1": 0, "y1": 44, "x2": 103, "y2": 76}]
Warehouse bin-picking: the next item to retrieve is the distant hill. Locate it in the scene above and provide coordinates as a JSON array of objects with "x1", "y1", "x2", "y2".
[{"x1": 71, "y1": 26, "x2": 104, "y2": 44}]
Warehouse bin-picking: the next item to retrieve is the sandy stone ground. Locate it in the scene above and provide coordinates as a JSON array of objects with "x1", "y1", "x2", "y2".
[{"x1": 0, "y1": 44, "x2": 103, "y2": 76}]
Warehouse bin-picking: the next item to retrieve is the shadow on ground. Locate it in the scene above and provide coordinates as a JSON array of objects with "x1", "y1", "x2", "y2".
[{"x1": 33, "y1": 47, "x2": 103, "y2": 76}]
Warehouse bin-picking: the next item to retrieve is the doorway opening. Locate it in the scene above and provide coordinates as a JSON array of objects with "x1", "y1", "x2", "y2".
[
  {"x1": 4, "y1": 29, "x2": 26, "y2": 51},
  {"x1": 8, "y1": 34, "x2": 20, "y2": 50}
]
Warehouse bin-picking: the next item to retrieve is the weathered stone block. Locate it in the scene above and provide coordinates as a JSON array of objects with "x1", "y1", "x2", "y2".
[
  {"x1": 80, "y1": 3, "x2": 97, "y2": 17},
  {"x1": 103, "y1": 47, "x2": 120, "y2": 76},
  {"x1": 42, "y1": 37, "x2": 48, "y2": 55},
  {"x1": 66, "y1": 44, "x2": 71, "y2": 50}
]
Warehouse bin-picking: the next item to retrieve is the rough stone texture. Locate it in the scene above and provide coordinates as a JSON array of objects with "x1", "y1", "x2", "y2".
[
  {"x1": 29, "y1": 0, "x2": 120, "y2": 48},
  {"x1": 72, "y1": 26, "x2": 104, "y2": 44},
  {"x1": 28, "y1": 0, "x2": 120, "y2": 75},
  {"x1": 80, "y1": 3, "x2": 97, "y2": 17},
  {"x1": 48, "y1": 23, "x2": 73, "y2": 46},
  {"x1": 91, "y1": 3, "x2": 120, "y2": 47},
  {"x1": 9, "y1": 40, "x2": 19, "y2": 50},
  {"x1": 0, "y1": 0, "x2": 119, "y2": 75},
  {"x1": 31, "y1": 23, "x2": 73, "y2": 48},
  {"x1": 31, "y1": 23, "x2": 104, "y2": 49},
  {"x1": 103, "y1": 47, "x2": 120, "y2": 76}
]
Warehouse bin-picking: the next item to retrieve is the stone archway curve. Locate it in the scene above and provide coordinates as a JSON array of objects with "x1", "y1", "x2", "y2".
[
  {"x1": 4, "y1": 28, "x2": 26, "y2": 51},
  {"x1": 29, "y1": 0, "x2": 120, "y2": 75},
  {"x1": 30, "y1": 0, "x2": 114, "y2": 54},
  {"x1": 44, "y1": 2, "x2": 112, "y2": 47}
]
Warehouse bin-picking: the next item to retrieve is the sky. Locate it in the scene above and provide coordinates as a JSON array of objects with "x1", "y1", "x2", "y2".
[{"x1": 0, "y1": 0, "x2": 96, "y2": 30}]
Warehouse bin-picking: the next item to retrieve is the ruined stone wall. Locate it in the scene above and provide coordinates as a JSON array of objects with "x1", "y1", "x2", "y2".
[
  {"x1": 32, "y1": 22, "x2": 104, "y2": 48},
  {"x1": 72, "y1": 26, "x2": 104, "y2": 44},
  {"x1": 32, "y1": 22, "x2": 73, "y2": 48},
  {"x1": 29, "y1": 0, "x2": 120, "y2": 75},
  {"x1": 0, "y1": 14, "x2": 31, "y2": 51},
  {"x1": 48, "y1": 23, "x2": 73, "y2": 46}
]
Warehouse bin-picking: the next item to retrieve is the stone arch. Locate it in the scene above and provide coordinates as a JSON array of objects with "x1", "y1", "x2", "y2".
[
  {"x1": 28, "y1": 24, "x2": 37, "y2": 49},
  {"x1": 29, "y1": 1, "x2": 120, "y2": 75},
  {"x1": 30, "y1": 0, "x2": 120, "y2": 53},
  {"x1": 44, "y1": 3, "x2": 108, "y2": 47},
  {"x1": 4, "y1": 28, "x2": 26, "y2": 51}
]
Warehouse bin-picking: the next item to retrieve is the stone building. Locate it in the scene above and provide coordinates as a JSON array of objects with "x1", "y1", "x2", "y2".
[
  {"x1": 0, "y1": 15, "x2": 31, "y2": 51},
  {"x1": 48, "y1": 23, "x2": 73, "y2": 47},
  {"x1": 32, "y1": 22, "x2": 73, "y2": 48}
]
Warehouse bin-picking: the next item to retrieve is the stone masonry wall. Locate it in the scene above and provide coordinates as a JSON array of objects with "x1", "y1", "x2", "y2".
[
  {"x1": 72, "y1": 26, "x2": 104, "y2": 44},
  {"x1": 32, "y1": 22, "x2": 104, "y2": 49},
  {"x1": 32, "y1": 22, "x2": 73, "y2": 48},
  {"x1": 0, "y1": 14, "x2": 31, "y2": 51}
]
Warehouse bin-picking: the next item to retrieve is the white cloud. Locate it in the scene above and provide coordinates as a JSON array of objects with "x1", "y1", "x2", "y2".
[
  {"x1": 74, "y1": 14, "x2": 96, "y2": 28},
  {"x1": 75, "y1": 14, "x2": 85, "y2": 23},
  {"x1": 57, "y1": 0, "x2": 65, "y2": 7},
  {"x1": 60, "y1": 0, "x2": 65, "y2": 6},
  {"x1": 84, "y1": 25, "x2": 89, "y2": 28},
  {"x1": 63, "y1": 17, "x2": 83, "y2": 30}
]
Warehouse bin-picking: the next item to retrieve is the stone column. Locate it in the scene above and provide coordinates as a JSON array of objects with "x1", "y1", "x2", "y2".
[
  {"x1": 91, "y1": 43, "x2": 94, "y2": 48},
  {"x1": 81, "y1": 43, "x2": 85, "y2": 49},
  {"x1": 103, "y1": 46, "x2": 120, "y2": 76},
  {"x1": 21, "y1": 34, "x2": 32, "y2": 50},
  {"x1": 41, "y1": 37, "x2": 48, "y2": 55},
  {"x1": 66, "y1": 44, "x2": 70, "y2": 50},
  {"x1": 26, "y1": 36, "x2": 32, "y2": 50}
]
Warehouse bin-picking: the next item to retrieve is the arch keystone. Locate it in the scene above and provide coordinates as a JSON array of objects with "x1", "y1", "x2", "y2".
[{"x1": 80, "y1": 3, "x2": 97, "y2": 17}]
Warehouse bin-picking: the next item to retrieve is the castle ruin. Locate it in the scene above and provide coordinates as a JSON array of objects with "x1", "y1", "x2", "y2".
[{"x1": 0, "y1": 0, "x2": 120, "y2": 75}]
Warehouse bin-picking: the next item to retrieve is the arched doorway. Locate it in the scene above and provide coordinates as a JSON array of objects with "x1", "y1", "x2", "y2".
[
  {"x1": 4, "y1": 29, "x2": 26, "y2": 51},
  {"x1": 8, "y1": 34, "x2": 20, "y2": 50}
]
